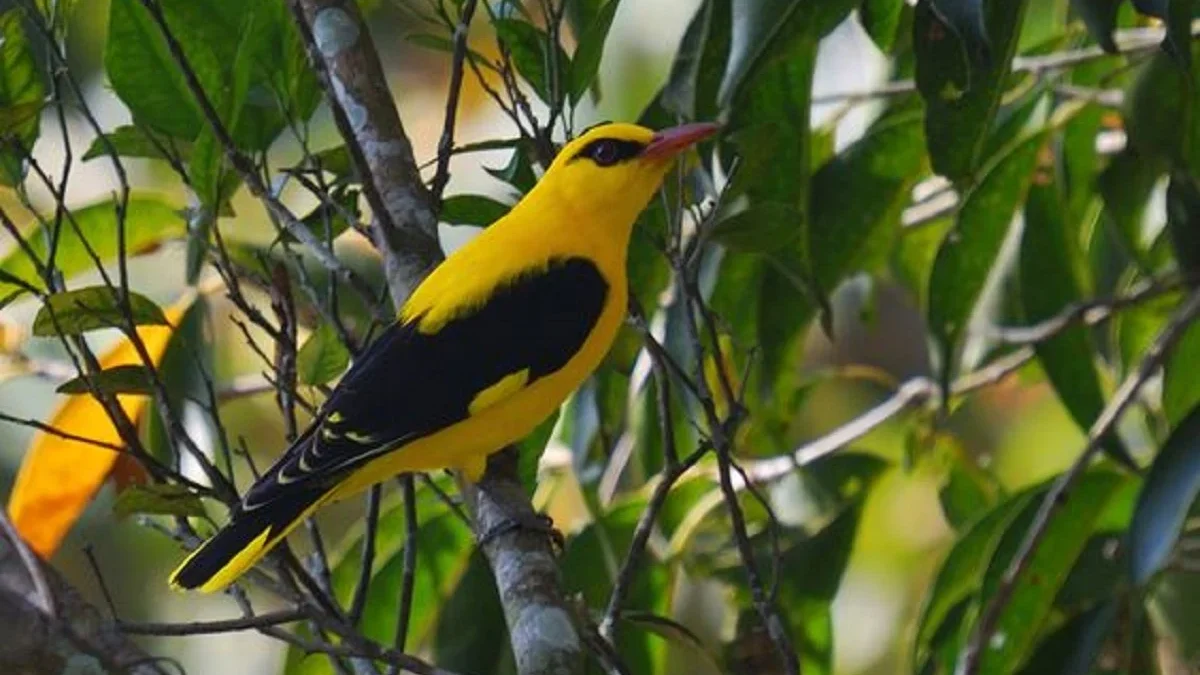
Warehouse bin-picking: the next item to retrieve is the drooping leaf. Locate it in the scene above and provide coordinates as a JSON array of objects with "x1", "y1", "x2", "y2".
[
  {"x1": 0, "y1": 10, "x2": 46, "y2": 186},
  {"x1": 1017, "y1": 600, "x2": 1119, "y2": 675},
  {"x1": 913, "y1": 0, "x2": 1032, "y2": 184},
  {"x1": 568, "y1": 0, "x2": 620, "y2": 104},
  {"x1": 1021, "y1": 178, "x2": 1134, "y2": 467},
  {"x1": 7, "y1": 296, "x2": 194, "y2": 557},
  {"x1": 974, "y1": 472, "x2": 1130, "y2": 675},
  {"x1": 295, "y1": 323, "x2": 351, "y2": 386},
  {"x1": 82, "y1": 125, "x2": 192, "y2": 163},
  {"x1": 33, "y1": 287, "x2": 169, "y2": 337},
  {"x1": 0, "y1": 196, "x2": 186, "y2": 296},
  {"x1": 440, "y1": 194, "x2": 512, "y2": 228},
  {"x1": 112, "y1": 483, "x2": 205, "y2": 519},
  {"x1": 1129, "y1": 403, "x2": 1200, "y2": 584},
  {"x1": 1070, "y1": 0, "x2": 1124, "y2": 52},
  {"x1": 493, "y1": 18, "x2": 570, "y2": 104},
  {"x1": 928, "y1": 131, "x2": 1045, "y2": 381},
  {"x1": 56, "y1": 364, "x2": 156, "y2": 396},
  {"x1": 1097, "y1": 149, "x2": 1166, "y2": 270},
  {"x1": 1165, "y1": 169, "x2": 1200, "y2": 277},
  {"x1": 1125, "y1": 48, "x2": 1200, "y2": 173}
]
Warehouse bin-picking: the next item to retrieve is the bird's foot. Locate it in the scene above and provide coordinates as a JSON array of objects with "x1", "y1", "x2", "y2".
[{"x1": 476, "y1": 511, "x2": 565, "y2": 554}]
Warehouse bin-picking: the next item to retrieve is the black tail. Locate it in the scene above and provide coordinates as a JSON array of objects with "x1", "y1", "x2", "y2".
[{"x1": 169, "y1": 481, "x2": 329, "y2": 592}]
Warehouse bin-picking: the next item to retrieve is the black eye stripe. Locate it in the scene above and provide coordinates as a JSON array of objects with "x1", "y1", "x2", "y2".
[{"x1": 571, "y1": 138, "x2": 645, "y2": 166}]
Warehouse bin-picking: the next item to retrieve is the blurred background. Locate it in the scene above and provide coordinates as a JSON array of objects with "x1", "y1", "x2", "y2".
[{"x1": 0, "y1": 1, "x2": 1101, "y2": 673}]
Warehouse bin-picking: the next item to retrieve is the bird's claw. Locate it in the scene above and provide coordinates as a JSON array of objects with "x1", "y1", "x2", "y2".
[{"x1": 477, "y1": 511, "x2": 564, "y2": 554}]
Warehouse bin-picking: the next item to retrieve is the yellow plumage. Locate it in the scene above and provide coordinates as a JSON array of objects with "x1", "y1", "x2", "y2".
[{"x1": 169, "y1": 121, "x2": 717, "y2": 592}]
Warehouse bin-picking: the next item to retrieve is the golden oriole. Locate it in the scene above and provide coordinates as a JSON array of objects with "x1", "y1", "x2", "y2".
[{"x1": 169, "y1": 121, "x2": 718, "y2": 592}]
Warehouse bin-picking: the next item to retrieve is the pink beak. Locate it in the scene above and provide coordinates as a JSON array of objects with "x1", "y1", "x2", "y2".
[{"x1": 642, "y1": 122, "x2": 720, "y2": 160}]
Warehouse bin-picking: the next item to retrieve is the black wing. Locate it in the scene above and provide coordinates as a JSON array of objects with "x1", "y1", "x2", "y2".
[{"x1": 242, "y1": 256, "x2": 609, "y2": 509}]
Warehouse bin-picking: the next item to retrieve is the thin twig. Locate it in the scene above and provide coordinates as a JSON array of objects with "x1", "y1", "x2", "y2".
[
  {"x1": 119, "y1": 609, "x2": 308, "y2": 636},
  {"x1": 430, "y1": 0, "x2": 480, "y2": 200},
  {"x1": 959, "y1": 288, "x2": 1200, "y2": 674}
]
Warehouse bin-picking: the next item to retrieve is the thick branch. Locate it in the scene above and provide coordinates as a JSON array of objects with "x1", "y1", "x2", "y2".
[
  {"x1": 0, "y1": 515, "x2": 167, "y2": 675},
  {"x1": 289, "y1": 3, "x2": 584, "y2": 673}
]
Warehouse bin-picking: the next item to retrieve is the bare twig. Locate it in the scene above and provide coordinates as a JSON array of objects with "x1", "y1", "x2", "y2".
[
  {"x1": 118, "y1": 609, "x2": 308, "y2": 636},
  {"x1": 430, "y1": 0, "x2": 480, "y2": 200}
]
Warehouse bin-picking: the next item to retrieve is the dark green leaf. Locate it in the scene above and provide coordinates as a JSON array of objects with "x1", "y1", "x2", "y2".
[
  {"x1": 113, "y1": 483, "x2": 205, "y2": 519},
  {"x1": 929, "y1": 0, "x2": 991, "y2": 63},
  {"x1": 913, "y1": 0, "x2": 1032, "y2": 183},
  {"x1": 1125, "y1": 49, "x2": 1200, "y2": 172},
  {"x1": 493, "y1": 18, "x2": 569, "y2": 104},
  {"x1": 1021, "y1": 179, "x2": 1134, "y2": 467},
  {"x1": 33, "y1": 287, "x2": 169, "y2": 337},
  {"x1": 0, "y1": 196, "x2": 186, "y2": 295},
  {"x1": 56, "y1": 364, "x2": 157, "y2": 395},
  {"x1": 859, "y1": 0, "x2": 906, "y2": 51},
  {"x1": 440, "y1": 194, "x2": 512, "y2": 228},
  {"x1": 295, "y1": 323, "x2": 350, "y2": 385},
  {"x1": 568, "y1": 0, "x2": 620, "y2": 104},
  {"x1": 0, "y1": 10, "x2": 45, "y2": 186},
  {"x1": 485, "y1": 143, "x2": 537, "y2": 194},
  {"x1": 434, "y1": 552, "x2": 511, "y2": 673},
  {"x1": 975, "y1": 472, "x2": 1129, "y2": 675},
  {"x1": 1070, "y1": 0, "x2": 1123, "y2": 52},
  {"x1": 809, "y1": 110, "x2": 928, "y2": 293},
  {"x1": 83, "y1": 125, "x2": 192, "y2": 163},
  {"x1": 1098, "y1": 149, "x2": 1167, "y2": 269},
  {"x1": 710, "y1": 203, "x2": 802, "y2": 253},
  {"x1": 655, "y1": 0, "x2": 729, "y2": 122},
  {"x1": 1129, "y1": 403, "x2": 1200, "y2": 584},
  {"x1": 1164, "y1": 322, "x2": 1200, "y2": 427},
  {"x1": 1017, "y1": 601, "x2": 1118, "y2": 675},
  {"x1": 1166, "y1": 170, "x2": 1200, "y2": 276},
  {"x1": 929, "y1": 131, "x2": 1045, "y2": 381},
  {"x1": 142, "y1": 296, "x2": 210, "y2": 464}
]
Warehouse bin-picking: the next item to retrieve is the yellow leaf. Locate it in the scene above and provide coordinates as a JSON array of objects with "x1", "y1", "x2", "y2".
[{"x1": 7, "y1": 294, "x2": 193, "y2": 558}]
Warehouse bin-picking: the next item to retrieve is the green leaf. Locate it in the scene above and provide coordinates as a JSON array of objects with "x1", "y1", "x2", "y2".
[
  {"x1": 433, "y1": 552, "x2": 511, "y2": 673},
  {"x1": 285, "y1": 187, "x2": 360, "y2": 244},
  {"x1": 809, "y1": 109, "x2": 928, "y2": 293},
  {"x1": 285, "y1": 486, "x2": 474, "y2": 675},
  {"x1": 654, "y1": 0, "x2": 729, "y2": 122},
  {"x1": 974, "y1": 472, "x2": 1130, "y2": 675},
  {"x1": 1017, "y1": 601, "x2": 1118, "y2": 675},
  {"x1": 1126, "y1": 48, "x2": 1200, "y2": 172},
  {"x1": 1021, "y1": 179, "x2": 1134, "y2": 467},
  {"x1": 1163, "y1": 322, "x2": 1200, "y2": 427},
  {"x1": 859, "y1": 0, "x2": 906, "y2": 51},
  {"x1": 0, "y1": 10, "x2": 45, "y2": 186},
  {"x1": 83, "y1": 125, "x2": 192, "y2": 163},
  {"x1": 1166, "y1": 169, "x2": 1200, "y2": 277},
  {"x1": 493, "y1": 18, "x2": 569, "y2": 104},
  {"x1": 33, "y1": 287, "x2": 169, "y2": 337},
  {"x1": 915, "y1": 490, "x2": 1033, "y2": 670},
  {"x1": 485, "y1": 142, "x2": 537, "y2": 194},
  {"x1": 113, "y1": 483, "x2": 205, "y2": 519},
  {"x1": 913, "y1": 0, "x2": 1032, "y2": 184},
  {"x1": 929, "y1": 0, "x2": 991, "y2": 63},
  {"x1": 1129, "y1": 403, "x2": 1200, "y2": 584},
  {"x1": 1097, "y1": 149, "x2": 1167, "y2": 269},
  {"x1": 718, "y1": 0, "x2": 856, "y2": 105},
  {"x1": 440, "y1": 194, "x2": 512, "y2": 228},
  {"x1": 517, "y1": 409, "x2": 558, "y2": 496},
  {"x1": 56, "y1": 364, "x2": 157, "y2": 395},
  {"x1": 0, "y1": 196, "x2": 186, "y2": 296},
  {"x1": 105, "y1": 0, "x2": 203, "y2": 139},
  {"x1": 142, "y1": 296, "x2": 210, "y2": 464},
  {"x1": 929, "y1": 131, "x2": 1045, "y2": 380},
  {"x1": 568, "y1": 0, "x2": 620, "y2": 104},
  {"x1": 295, "y1": 323, "x2": 350, "y2": 386},
  {"x1": 710, "y1": 203, "x2": 802, "y2": 253}
]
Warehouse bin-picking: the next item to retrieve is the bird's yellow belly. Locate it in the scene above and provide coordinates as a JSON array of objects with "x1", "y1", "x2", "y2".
[{"x1": 329, "y1": 296, "x2": 624, "y2": 498}]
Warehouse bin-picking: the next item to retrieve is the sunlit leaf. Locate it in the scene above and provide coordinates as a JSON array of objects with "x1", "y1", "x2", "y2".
[
  {"x1": 568, "y1": 0, "x2": 620, "y2": 104},
  {"x1": 82, "y1": 125, "x2": 192, "y2": 163},
  {"x1": 0, "y1": 10, "x2": 46, "y2": 186},
  {"x1": 7, "y1": 295, "x2": 194, "y2": 557},
  {"x1": 0, "y1": 196, "x2": 187, "y2": 296},
  {"x1": 295, "y1": 323, "x2": 350, "y2": 386},
  {"x1": 56, "y1": 364, "x2": 156, "y2": 395}
]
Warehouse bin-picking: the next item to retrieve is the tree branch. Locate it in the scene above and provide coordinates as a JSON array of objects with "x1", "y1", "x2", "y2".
[{"x1": 288, "y1": 3, "x2": 584, "y2": 673}]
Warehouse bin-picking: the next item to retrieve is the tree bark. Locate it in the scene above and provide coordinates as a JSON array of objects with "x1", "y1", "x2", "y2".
[
  {"x1": 0, "y1": 515, "x2": 167, "y2": 675},
  {"x1": 287, "y1": 2, "x2": 585, "y2": 673}
]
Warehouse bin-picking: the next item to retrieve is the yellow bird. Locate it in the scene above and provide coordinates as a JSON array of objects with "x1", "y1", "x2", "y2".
[{"x1": 170, "y1": 121, "x2": 718, "y2": 592}]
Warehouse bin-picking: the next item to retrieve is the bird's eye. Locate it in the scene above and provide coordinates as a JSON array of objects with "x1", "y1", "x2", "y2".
[{"x1": 590, "y1": 140, "x2": 620, "y2": 166}]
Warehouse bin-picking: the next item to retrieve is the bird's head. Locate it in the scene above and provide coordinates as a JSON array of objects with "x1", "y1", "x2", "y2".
[{"x1": 538, "y1": 121, "x2": 718, "y2": 232}]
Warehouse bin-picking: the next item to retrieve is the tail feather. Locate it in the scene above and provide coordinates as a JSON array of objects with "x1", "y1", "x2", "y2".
[{"x1": 169, "y1": 483, "x2": 330, "y2": 593}]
